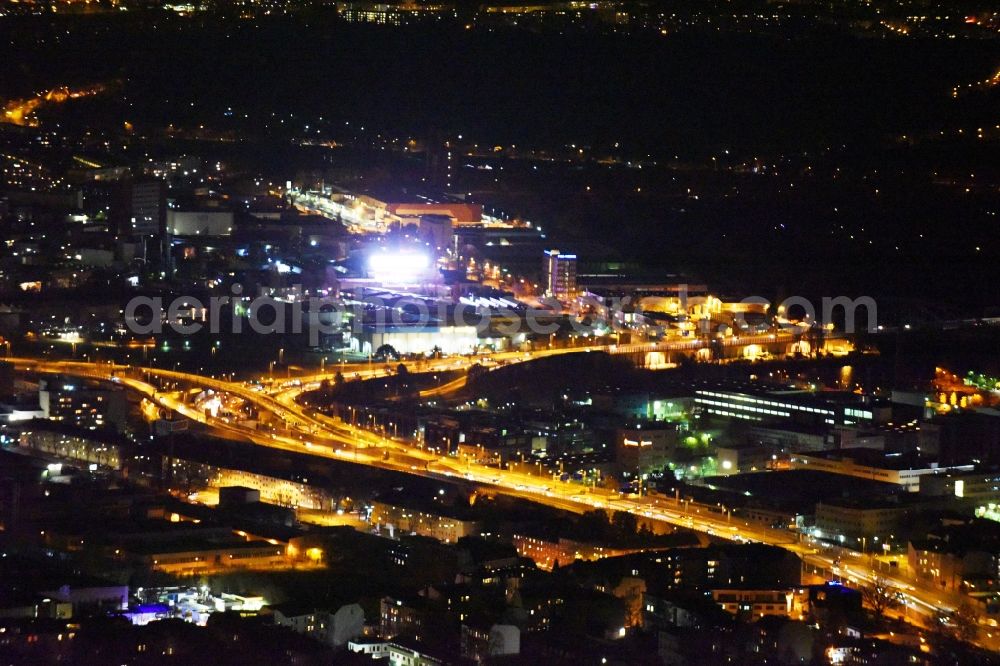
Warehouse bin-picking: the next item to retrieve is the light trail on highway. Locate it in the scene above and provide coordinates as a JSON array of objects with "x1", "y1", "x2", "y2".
[{"x1": 11, "y1": 351, "x2": 991, "y2": 649}]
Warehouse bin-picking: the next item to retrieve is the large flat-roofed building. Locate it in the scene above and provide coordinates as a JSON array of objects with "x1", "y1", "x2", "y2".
[
  {"x1": 166, "y1": 209, "x2": 234, "y2": 236},
  {"x1": 352, "y1": 195, "x2": 482, "y2": 229},
  {"x1": 44, "y1": 519, "x2": 288, "y2": 575},
  {"x1": 814, "y1": 498, "x2": 911, "y2": 544},
  {"x1": 289, "y1": 187, "x2": 492, "y2": 234},
  {"x1": 920, "y1": 469, "x2": 1000, "y2": 504},
  {"x1": 386, "y1": 202, "x2": 482, "y2": 226},
  {"x1": 715, "y1": 444, "x2": 772, "y2": 475},
  {"x1": 747, "y1": 423, "x2": 829, "y2": 452},
  {"x1": 124, "y1": 538, "x2": 286, "y2": 575},
  {"x1": 0, "y1": 396, "x2": 45, "y2": 424},
  {"x1": 789, "y1": 448, "x2": 974, "y2": 491},
  {"x1": 703, "y1": 470, "x2": 902, "y2": 532},
  {"x1": 370, "y1": 500, "x2": 480, "y2": 544},
  {"x1": 570, "y1": 543, "x2": 802, "y2": 592},
  {"x1": 576, "y1": 279, "x2": 709, "y2": 302},
  {"x1": 694, "y1": 386, "x2": 886, "y2": 429},
  {"x1": 352, "y1": 323, "x2": 480, "y2": 356},
  {"x1": 615, "y1": 424, "x2": 680, "y2": 475}
]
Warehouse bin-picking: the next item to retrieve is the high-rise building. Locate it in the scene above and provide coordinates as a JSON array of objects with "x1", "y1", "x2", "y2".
[
  {"x1": 38, "y1": 376, "x2": 128, "y2": 433},
  {"x1": 80, "y1": 178, "x2": 166, "y2": 237},
  {"x1": 544, "y1": 249, "x2": 577, "y2": 299},
  {"x1": 130, "y1": 179, "x2": 167, "y2": 236}
]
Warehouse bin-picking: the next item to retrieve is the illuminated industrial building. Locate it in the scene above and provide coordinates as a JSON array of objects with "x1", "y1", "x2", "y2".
[
  {"x1": 694, "y1": 387, "x2": 885, "y2": 429},
  {"x1": 615, "y1": 424, "x2": 680, "y2": 475},
  {"x1": 352, "y1": 323, "x2": 481, "y2": 356},
  {"x1": 789, "y1": 449, "x2": 973, "y2": 491}
]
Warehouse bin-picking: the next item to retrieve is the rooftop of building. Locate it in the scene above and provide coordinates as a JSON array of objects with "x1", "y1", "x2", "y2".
[
  {"x1": 373, "y1": 488, "x2": 482, "y2": 522},
  {"x1": 816, "y1": 494, "x2": 931, "y2": 510},
  {"x1": 121, "y1": 535, "x2": 282, "y2": 556},
  {"x1": 910, "y1": 518, "x2": 1000, "y2": 555},
  {"x1": 14, "y1": 418, "x2": 128, "y2": 445},
  {"x1": 269, "y1": 598, "x2": 360, "y2": 618},
  {"x1": 918, "y1": 466, "x2": 1000, "y2": 481},
  {"x1": 0, "y1": 550, "x2": 128, "y2": 602},
  {"x1": 795, "y1": 447, "x2": 962, "y2": 471},
  {"x1": 748, "y1": 421, "x2": 833, "y2": 437},
  {"x1": 699, "y1": 470, "x2": 900, "y2": 513},
  {"x1": 697, "y1": 383, "x2": 872, "y2": 407}
]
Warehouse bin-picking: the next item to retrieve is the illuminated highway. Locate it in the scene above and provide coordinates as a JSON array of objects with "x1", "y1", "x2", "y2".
[
  {"x1": 10, "y1": 353, "x2": 994, "y2": 648},
  {"x1": 1, "y1": 84, "x2": 108, "y2": 127},
  {"x1": 266, "y1": 328, "x2": 817, "y2": 389}
]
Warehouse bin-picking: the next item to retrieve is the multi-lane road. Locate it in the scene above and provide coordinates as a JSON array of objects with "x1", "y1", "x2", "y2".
[{"x1": 9, "y1": 353, "x2": 996, "y2": 648}]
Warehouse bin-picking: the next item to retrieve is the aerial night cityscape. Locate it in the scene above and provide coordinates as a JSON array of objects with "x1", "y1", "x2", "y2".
[{"x1": 1, "y1": 1, "x2": 1000, "y2": 665}]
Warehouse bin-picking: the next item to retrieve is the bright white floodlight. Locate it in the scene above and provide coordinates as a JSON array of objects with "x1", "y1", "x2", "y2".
[{"x1": 368, "y1": 250, "x2": 431, "y2": 281}]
